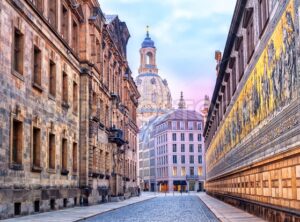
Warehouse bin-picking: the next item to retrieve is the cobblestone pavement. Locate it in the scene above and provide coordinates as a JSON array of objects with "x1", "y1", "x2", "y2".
[{"x1": 82, "y1": 195, "x2": 219, "y2": 222}]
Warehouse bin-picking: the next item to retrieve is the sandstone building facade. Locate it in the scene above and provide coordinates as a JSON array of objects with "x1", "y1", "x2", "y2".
[
  {"x1": 204, "y1": 0, "x2": 300, "y2": 221},
  {"x1": 0, "y1": 0, "x2": 139, "y2": 219}
]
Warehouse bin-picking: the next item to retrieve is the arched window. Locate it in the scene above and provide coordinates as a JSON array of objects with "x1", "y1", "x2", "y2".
[{"x1": 146, "y1": 52, "x2": 153, "y2": 65}]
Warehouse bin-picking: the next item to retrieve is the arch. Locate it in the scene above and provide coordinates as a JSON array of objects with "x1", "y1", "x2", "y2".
[{"x1": 146, "y1": 52, "x2": 153, "y2": 65}]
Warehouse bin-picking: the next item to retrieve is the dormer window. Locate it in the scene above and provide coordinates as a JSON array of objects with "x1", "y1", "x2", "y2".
[
  {"x1": 259, "y1": 0, "x2": 269, "y2": 36},
  {"x1": 243, "y1": 8, "x2": 254, "y2": 62}
]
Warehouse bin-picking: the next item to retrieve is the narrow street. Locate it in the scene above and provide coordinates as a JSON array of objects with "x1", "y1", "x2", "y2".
[{"x1": 82, "y1": 196, "x2": 218, "y2": 222}]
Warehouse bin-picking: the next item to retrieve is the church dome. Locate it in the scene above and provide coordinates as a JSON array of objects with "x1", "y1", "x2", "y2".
[
  {"x1": 136, "y1": 73, "x2": 172, "y2": 115},
  {"x1": 142, "y1": 35, "x2": 155, "y2": 48}
]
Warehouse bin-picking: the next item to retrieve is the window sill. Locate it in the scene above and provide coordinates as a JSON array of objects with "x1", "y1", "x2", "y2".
[
  {"x1": 9, "y1": 163, "x2": 24, "y2": 171},
  {"x1": 62, "y1": 102, "x2": 70, "y2": 109},
  {"x1": 12, "y1": 70, "x2": 25, "y2": 81},
  {"x1": 48, "y1": 94, "x2": 56, "y2": 101},
  {"x1": 48, "y1": 168, "x2": 56, "y2": 174},
  {"x1": 32, "y1": 82, "x2": 43, "y2": 92},
  {"x1": 31, "y1": 165, "x2": 42, "y2": 172}
]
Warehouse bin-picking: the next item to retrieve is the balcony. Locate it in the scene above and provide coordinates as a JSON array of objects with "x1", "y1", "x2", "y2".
[
  {"x1": 186, "y1": 175, "x2": 199, "y2": 181},
  {"x1": 108, "y1": 127, "x2": 126, "y2": 146}
]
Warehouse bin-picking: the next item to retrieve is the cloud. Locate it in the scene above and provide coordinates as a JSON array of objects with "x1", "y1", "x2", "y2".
[{"x1": 100, "y1": 0, "x2": 236, "y2": 108}]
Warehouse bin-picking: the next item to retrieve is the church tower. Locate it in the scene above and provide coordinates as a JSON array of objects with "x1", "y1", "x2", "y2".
[
  {"x1": 138, "y1": 26, "x2": 158, "y2": 75},
  {"x1": 135, "y1": 27, "x2": 173, "y2": 127}
]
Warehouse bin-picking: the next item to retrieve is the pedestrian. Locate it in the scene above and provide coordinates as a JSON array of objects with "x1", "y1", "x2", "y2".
[{"x1": 137, "y1": 186, "x2": 141, "y2": 196}]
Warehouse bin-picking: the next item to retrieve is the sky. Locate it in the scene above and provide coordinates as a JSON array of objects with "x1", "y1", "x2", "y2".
[{"x1": 100, "y1": 0, "x2": 237, "y2": 110}]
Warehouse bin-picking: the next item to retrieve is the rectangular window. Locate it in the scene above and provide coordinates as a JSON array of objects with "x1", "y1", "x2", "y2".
[
  {"x1": 12, "y1": 119, "x2": 23, "y2": 165},
  {"x1": 172, "y1": 121, "x2": 177, "y2": 130},
  {"x1": 172, "y1": 144, "x2": 177, "y2": 152},
  {"x1": 48, "y1": 0, "x2": 57, "y2": 28},
  {"x1": 49, "y1": 133, "x2": 55, "y2": 169},
  {"x1": 73, "y1": 82, "x2": 78, "y2": 113},
  {"x1": 197, "y1": 134, "x2": 202, "y2": 142},
  {"x1": 62, "y1": 72, "x2": 68, "y2": 104},
  {"x1": 13, "y1": 28, "x2": 24, "y2": 75},
  {"x1": 237, "y1": 38, "x2": 244, "y2": 80},
  {"x1": 61, "y1": 138, "x2": 68, "y2": 171},
  {"x1": 189, "y1": 155, "x2": 194, "y2": 164},
  {"x1": 49, "y1": 60, "x2": 56, "y2": 97},
  {"x1": 72, "y1": 20, "x2": 78, "y2": 53},
  {"x1": 189, "y1": 144, "x2": 194, "y2": 152},
  {"x1": 179, "y1": 121, "x2": 185, "y2": 130},
  {"x1": 72, "y1": 142, "x2": 77, "y2": 172},
  {"x1": 190, "y1": 167, "x2": 194, "y2": 176},
  {"x1": 198, "y1": 144, "x2": 202, "y2": 153},
  {"x1": 172, "y1": 155, "x2": 177, "y2": 164},
  {"x1": 180, "y1": 133, "x2": 185, "y2": 141},
  {"x1": 189, "y1": 133, "x2": 193, "y2": 141},
  {"x1": 246, "y1": 14, "x2": 254, "y2": 62},
  {"x1": 172, "y1": 133, "x2": 176, "y2": 141},
  {"x1": 32, "y1": 127, "x2": 41, "y2": 168},
  {"x1": 227, "y1": 79, "x2": 231, "y2": 105},
  {"x1": 181, "y1": 144, "x2": 185, "y2": 152},
  {"x1": 188, "y1": 121, "x2": 193, "y2": 130},
  {"x1": 197, "y1": 122, "x2": 202, "y2": 130},
  {"x1": 259, "y1": 0, "x2": 269, "y2": 35},
  {"x1": 231, "y1": 61, "x2": 237, "y2": 95},
  {"x1": 33, "y1": 46, "x2": 42, "y2": 86},
  {"x1": 172, "y1": 167, "x2": 177, "y2": 176},
  {"x1": 96, "y1": 39, "x2": 101, "y2": 70},
  {"x1": 61, "y1": 4, "x2": 68, "y2": 41},
  {"x1": 181, "y1": 167, "x2": 186, "y2": 176},
  {"x1": 181, "y1": 155, "x2": 185, "y2": 164},
  {"x1": 198, "y1": 167, "x2": 203, "y2": 176},
  {"x1": 198, "y1": 155, "x2": 202, "y2": 164}
]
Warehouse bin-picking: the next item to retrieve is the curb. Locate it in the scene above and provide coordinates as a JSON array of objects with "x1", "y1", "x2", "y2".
[
  {"x1": 196, "y1": 194, "x2": 222, "y2": 222},
  {"x1": 75, "y1": 196, "x2": 157, "y2": 221}
]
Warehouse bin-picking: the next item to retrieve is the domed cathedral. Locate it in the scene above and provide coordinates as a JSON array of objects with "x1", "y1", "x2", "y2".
[{"x1": 135, "y1": 27, "x2": 172, "y2": 127}]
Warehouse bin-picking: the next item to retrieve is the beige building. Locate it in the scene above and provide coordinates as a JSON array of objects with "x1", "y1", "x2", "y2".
[{"x1": 0, "y1": 0, "x2": 139, "y2": 219}]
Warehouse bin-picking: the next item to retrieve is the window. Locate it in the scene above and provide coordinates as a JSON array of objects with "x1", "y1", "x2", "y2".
[
  {"x1": 62, "y1": 72, "x2": 68, "y2": 104},
  {"x1": 172, "y1": 144, "x2": 177, "y2": 152},
  {"x1": 72, "y1": 20, "x2": 78, "y2": 53},
  {"x1": 198, "y1": 167, "x2": 203, "y2": 176},
  {"x1": 198, "y1": 144, "x2": 202, "y2": 153},
  {"x1": 73, "y1": 82, "x2": 78, "y2": 113},
  {"x1": 190, "y1": 167, "x2": 194, "y2": 176},
  {"x1": 32, "y1": 127, "x2": 41, "y2": 168},
  {"x1": 181, "y1": 144, "x2": 185, "y2": 152},
  {"x1": 172, "y1": 133, "x2": 176, "y2": 141},
  {"x1": 189, "y1": 133, "x2": 194, "y2": 141},
  {"x1": 32, "y1": 0, "x2": 43, "y2": 12},
  {"x1": 198, "y1": 155, "x2": 202, "y2": 164},
  {"x1": 13, "y1": 28, "x2": 24, "y2": 75},
  {"x1": 230, "y1": 59, "x2": 237, "y2": 95},
  {"x1": 181, "y1": 155, "x2": 185, "y2": 164},
  {"x1": 72, "y1": 143, "x2": 77, "y2": 172},
  {"x1": 61, "y1": 4, "x2": 68, "y2": 41},
  {"x1": 236, "y1": 37, "x2": 244, "y2": 80},
  {"x1": 189, "y1": 155, "x2": 194, "y2": 164},
  {"x1": 188, "y1": 121, "x2": 193, "y2": 130},
  {"x1": 48, "y1": 0, "x2": 57, "y2": 28},
  {"x1": 179, "y1": 121, "x2": 185, "y2": 130},
  {"x1": 189, "y1": 144, "x2": 194, "y2": 152},
  {"x1": 181, "y1": 167, "x2": 186, "y2": 176},
  {"x1": 259, "y1": 0, "x2": 269, "y2": 35},
  {"x1": 11, "y1": 119, "x2": 23, "y2": 165},
  {"x1": 172, "y1": 155, "x2": 177, "y2": 164},
  {"x1": 92, "y1": 147, "x2": 97, "y2": 171},
  {"x1": 227, "y1": 78, "x2": 231, "y2": 105},
  {"x1": 61, "y1": 138, "x2": 68, "y2": 171},
  {"x1": 197, "y1": 134, "x2": 202, "y2": 142},
  {"x1": 172, "y1": 121, "x2": 177, "y2": 130},
  {"x1": 172, "y1": 167, "x2": 177, "y2": 176},
  {"x1": 197, "y1": 122, "x2": 202, "y2": 130},
  {"x1": 49, "y1": 133, "x2": 55, "y2": 169},
  {"x1": 180, "y1": 133, "x2": 185, "y2": 141},
  {"x1": 245, "y1": 9, "x2": 254, "y2": 62},
  {"x1": 33, "y1": 46, "x2": 42, "y2": 86},
  {"x1": 96, "y1": 38, "x2": 101, "y2": 70},
  {"x1": 49, "y1": 60, "x2": 56, "y2": 97}
]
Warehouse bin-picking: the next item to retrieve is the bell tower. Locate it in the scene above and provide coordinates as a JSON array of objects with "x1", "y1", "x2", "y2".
[{"x1": 138, "y1": 26, "x2": 158, "y2": 74}]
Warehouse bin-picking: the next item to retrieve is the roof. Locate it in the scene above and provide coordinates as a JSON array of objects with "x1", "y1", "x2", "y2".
[
  {"x1": 203, "y1": 0, "x2": 247, "y2": 137},
  {"x1": 155, "y1": 109, "x2": 203, "y2": 126},
  {"x1": 105, "y1": 15, "x2": 117, "y2": 24}
]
